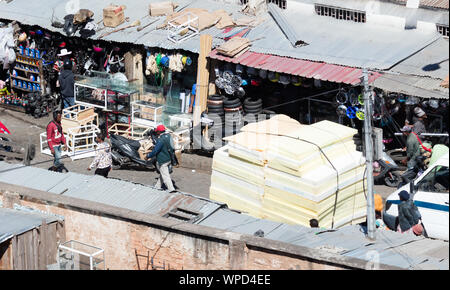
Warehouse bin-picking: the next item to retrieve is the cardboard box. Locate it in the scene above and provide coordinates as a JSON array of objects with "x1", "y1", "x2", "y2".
[
  {"x1": 103, "y1": 5, "x2": 125, "y2": 27},
  {"x1": 149, "y1": 2, "x2": 175, "y2": 16},
  {"x1": 141, "y1": 106, "x2": 163, "y2": 122},
  {"x1": 124, "y1": 52, "x2": 143, "y2": 84}
]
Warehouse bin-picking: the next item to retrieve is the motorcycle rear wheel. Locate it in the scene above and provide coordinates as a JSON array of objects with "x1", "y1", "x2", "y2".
[{"x1": 384, "y1": 171, "x2": 402, "y2": 187}]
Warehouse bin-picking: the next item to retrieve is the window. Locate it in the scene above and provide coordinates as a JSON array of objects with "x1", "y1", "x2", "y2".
[
  {"x1": 314, "y1": 4, "x2": 366, "y2": 23},
  {"x1": 417, "y1": 166, "x2": 449, "y2": 193},
  {"x1": 437, "y1": 24, "x2": 449, "y2": 37}
]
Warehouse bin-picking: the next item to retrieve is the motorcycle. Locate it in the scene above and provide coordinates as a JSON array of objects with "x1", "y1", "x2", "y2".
[
  {"x1": 373, "y1": 151, "x2": 402, "y2": 187},
  {"x1": 397, "y1": 155, "x2": 428, "y2": 189},
  {"x1": 0, "y1": 121, "x2": 12, "y2": 155},
  {"x1": 110, "y1": 131, "x2": 157, "y2": 170}
]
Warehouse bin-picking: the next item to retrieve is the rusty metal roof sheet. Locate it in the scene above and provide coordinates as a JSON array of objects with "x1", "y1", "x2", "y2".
[{"x1": 209, "y1": 50, "x2": 382, "y2": 85}]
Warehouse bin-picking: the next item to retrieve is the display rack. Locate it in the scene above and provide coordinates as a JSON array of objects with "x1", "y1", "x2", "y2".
[
  {"x1": 40, "y1": 124, "x2": 100, "y2": 160},
  {"x1": 167, "y1": 12, "x2": 199, "y2": 43},
  {"x1": 62, "y1": 104, "x2": 99, "y2": 134},
  {"x1": 10, "y1": 51, "x2": 46, "y2": 95},
  {"x1": 74, "y1": 75, "x2": 140, "y2": 114},
  {"x1": 58, "y1": 240, "x2": 105, "y2": 270},
  {"x1": 108, "y1": 123, "x2": 152, "y2": 140},
  {"x1": 131, "y1": 100, "x2": 164, "y2": 128}
]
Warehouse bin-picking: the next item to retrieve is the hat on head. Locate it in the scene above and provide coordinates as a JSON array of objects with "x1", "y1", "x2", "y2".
[
  {"x1": 374, "y1": 194, "x2": 383, "y2": 212},
  {"x1": 58, "y1": 48, "x2": 72, "y2": 57},
  {"x1": 156, "y1": 125, "x2": 166, "y2": 132},
  {"x1": 400, "y1": 125, "x2": 412, "y2": 133},
  {"x1": 398, "y1": 190, "x2": 410, "y2": 201},
  {"x1": 414, "y1": 107, "x2": 426, "y2": 118}
]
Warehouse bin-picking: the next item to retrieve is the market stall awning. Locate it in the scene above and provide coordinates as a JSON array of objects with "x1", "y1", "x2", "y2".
[
  {"x1": 209, "y1": 50, "x2": 382, "y2": 85},
  {"x1": 373, "y1": 73, "x2": 449, "y2": 99}
]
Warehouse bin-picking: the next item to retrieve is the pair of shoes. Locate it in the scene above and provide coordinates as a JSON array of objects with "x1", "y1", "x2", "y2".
[{"x1": 169, "y1": 190, "x2": 178, "y2": 193}]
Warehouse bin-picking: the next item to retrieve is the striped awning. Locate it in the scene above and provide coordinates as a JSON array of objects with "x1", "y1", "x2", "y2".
[{"x1": 209, "y1": 50, "x2": 382, "y2": 85}]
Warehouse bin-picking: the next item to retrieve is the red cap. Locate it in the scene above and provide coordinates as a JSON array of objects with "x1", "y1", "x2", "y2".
[
  {"x1": 59, "y1": 42, "x2": 66, "y2": 48},
  {"x1": 156, "y1": 125, "x2": 166, "y2": 132}
]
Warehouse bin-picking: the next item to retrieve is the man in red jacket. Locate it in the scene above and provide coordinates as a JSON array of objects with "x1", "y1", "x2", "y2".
[{"x1": 47, "y1": 110, "x2": 67, "y2": 170}]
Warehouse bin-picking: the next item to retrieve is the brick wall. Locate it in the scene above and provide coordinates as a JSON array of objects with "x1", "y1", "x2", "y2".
[{"x1": 0, "y1": 185, "x2": 377, "y2": 270}]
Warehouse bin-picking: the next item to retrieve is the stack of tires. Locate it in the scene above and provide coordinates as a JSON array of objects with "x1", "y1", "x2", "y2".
[
  {"x1": 243, "y1": 97, "x2": 263, "y2": 125},
  {"x1": 207, "y1": 94, "x2": 225, "y2": 146},
  {"x1": 223, "y1": 97, "x2": 243, "y2": 137}
]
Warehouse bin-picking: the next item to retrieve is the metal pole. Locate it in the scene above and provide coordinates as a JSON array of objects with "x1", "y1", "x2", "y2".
[{"x1": 363, "y1": 68, "x2": 376, "y2": 240}]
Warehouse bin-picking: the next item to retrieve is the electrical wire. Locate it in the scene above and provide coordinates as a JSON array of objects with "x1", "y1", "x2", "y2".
[
  {"x1": 262, "y1": 84, "x2": 361, "y2": 111},
  {"x1": 240, "y1": 129, "x2": 341, "y2": 229}
]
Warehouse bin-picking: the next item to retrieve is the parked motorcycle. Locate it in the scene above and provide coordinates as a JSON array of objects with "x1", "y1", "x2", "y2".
[
  {"x1": 397, "y1": 155, "x2": 428, "y2": 189},
  {"x1": 0, "y1": 121, "x2": 12, "y2": 155},
  {"x1": 110, "y1": 133, "x2": 157, "y2": 170},
  {"x1": 373, "y1": 151, "x2": 402, "y2": 187}
]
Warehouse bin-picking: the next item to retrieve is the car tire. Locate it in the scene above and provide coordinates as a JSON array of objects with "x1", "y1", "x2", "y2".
[
  {"x1": 208, "y1": 94, "x2": 223, "y2": 101},
  {"x1": 224, "y1": 106, "x2": 243, "y2": 112},
  {"x1": 244, "y1": 103, "x2": 263, "y2": 110},
  {"x1": 244, "y1": 98, "x2": 262, "y2": 106},
  {"x1": 207, "y1": 103, "x2": 224, "y2": 110},
  {"x1": 223, "y1": 97, "x2": 241, "y2": 106},
  {"x1": 208, "y1": 108, "x2": 225, "y2": 113}
]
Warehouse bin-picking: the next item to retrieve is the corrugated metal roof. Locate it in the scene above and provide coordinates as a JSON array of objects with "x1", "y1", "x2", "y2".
[
  {"x1": 373, "y1": 72, "x2": 449, "y2": 98},
  {"x1": 197, "y1": 207, "x2": 448, "y2": 269},
  {"x1": 391, "y1": 0, "x2": 449, "y2": 9},
  {"x1": 0, "y1": 161, "x2": 223, "y2": 222},
  {"x1": 0, "y1": 161, "x2": 448, "y2": 269},
  {"x1": 0, "y1": 0, "x2": 442, "y2": 70},
  {"x1": 296, "y1": 0, "x2": 449, "y2": 20},
  {"x1": 244, "y1": 5, "x2": 442, "y2": 70},
  {"x1": 388, "y1": 37, "x2": 449, "y2": 79},
  {"x1": 0, "y1": 207, "x2": 61, "y2": 243},
  {"x1": 0, "y1": 0, "x2": 240, "y2": 54},
  {"x1": 209, "y1": 50, "x2": 382, "y2": 84}
]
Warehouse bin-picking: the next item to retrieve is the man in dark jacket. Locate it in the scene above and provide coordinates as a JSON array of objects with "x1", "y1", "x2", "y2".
[
  {"x1": 401, "y1": 125, "x2": 422, "y2": 183},
  {"x1": 397, "y1": 190, "x2": 422, "y2": 235},
  {"x1": 58, "y1": 59, "x2": 75, "y2": 109},
  {"x1": 147, "y1": 125, "x2": 176, "y2": 193}
]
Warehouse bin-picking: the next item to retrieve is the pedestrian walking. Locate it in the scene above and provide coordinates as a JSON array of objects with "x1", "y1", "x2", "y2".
[
  {"x1": 46, "y1": 110, "x2": 67, "y2": 171},
  {"x1": 147, "y1": 125, "x2": 176, "y2": 193},
  {"x1": 88, "y1": 133, "x2": 112, "y2": 178},
  {"x1": 57, "y1": 59, "x2": 75, "y2": 110}
]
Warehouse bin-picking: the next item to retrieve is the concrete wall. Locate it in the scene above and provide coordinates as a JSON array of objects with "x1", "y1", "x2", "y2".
[{"x1": 0, "y1": 183, "x2": 398, "y2": 270}]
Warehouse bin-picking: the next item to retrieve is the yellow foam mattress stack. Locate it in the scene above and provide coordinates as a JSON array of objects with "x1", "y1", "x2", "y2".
[
  {"x1": 210, "y1": 146, "x2": 266, "y2": 218},
  {"x1": 209, "y1": 115, "x2": 368, "y2": 229}
]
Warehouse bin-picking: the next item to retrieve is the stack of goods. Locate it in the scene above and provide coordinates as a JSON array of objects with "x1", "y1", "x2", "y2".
[
  {"x1": 223, "y1": 97, "x2": 243, "y2": 137},
  {"x1": 243, "y1": 97, "x2": 263, "y2": 115},
  {"x1": 61, "y1": 104, "x2": 98, "y2": 134},
  {"x1": 103, "y1": 5, "x2": 126, "y2": 28},
  {"x1": 207, "y1": 94, "x2": 225, "y2": 136},
  {"x1": 210, "y1": 115, "x2": 367, "y2": 229},
  {"x1": 149, "y1": 2, "x2": 178, "y2": 16},
  {"x1": 216, "y1": 37, "x2": 250, "y2": 58}
]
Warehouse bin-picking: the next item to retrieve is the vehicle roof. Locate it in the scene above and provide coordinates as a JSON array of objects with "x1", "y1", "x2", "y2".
[{"x1": 435, "y1": 153, "x2": 449, "y2": 167}]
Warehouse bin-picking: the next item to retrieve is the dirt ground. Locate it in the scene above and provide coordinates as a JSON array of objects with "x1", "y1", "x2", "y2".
[{"x1": 0, "y1": 108, "x2": 397, "y2": 201}]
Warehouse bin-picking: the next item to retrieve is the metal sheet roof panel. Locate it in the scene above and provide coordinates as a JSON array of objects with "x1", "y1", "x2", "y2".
[{"x1": 0, "y1": 207, "x2": 61, "y2": 242}]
